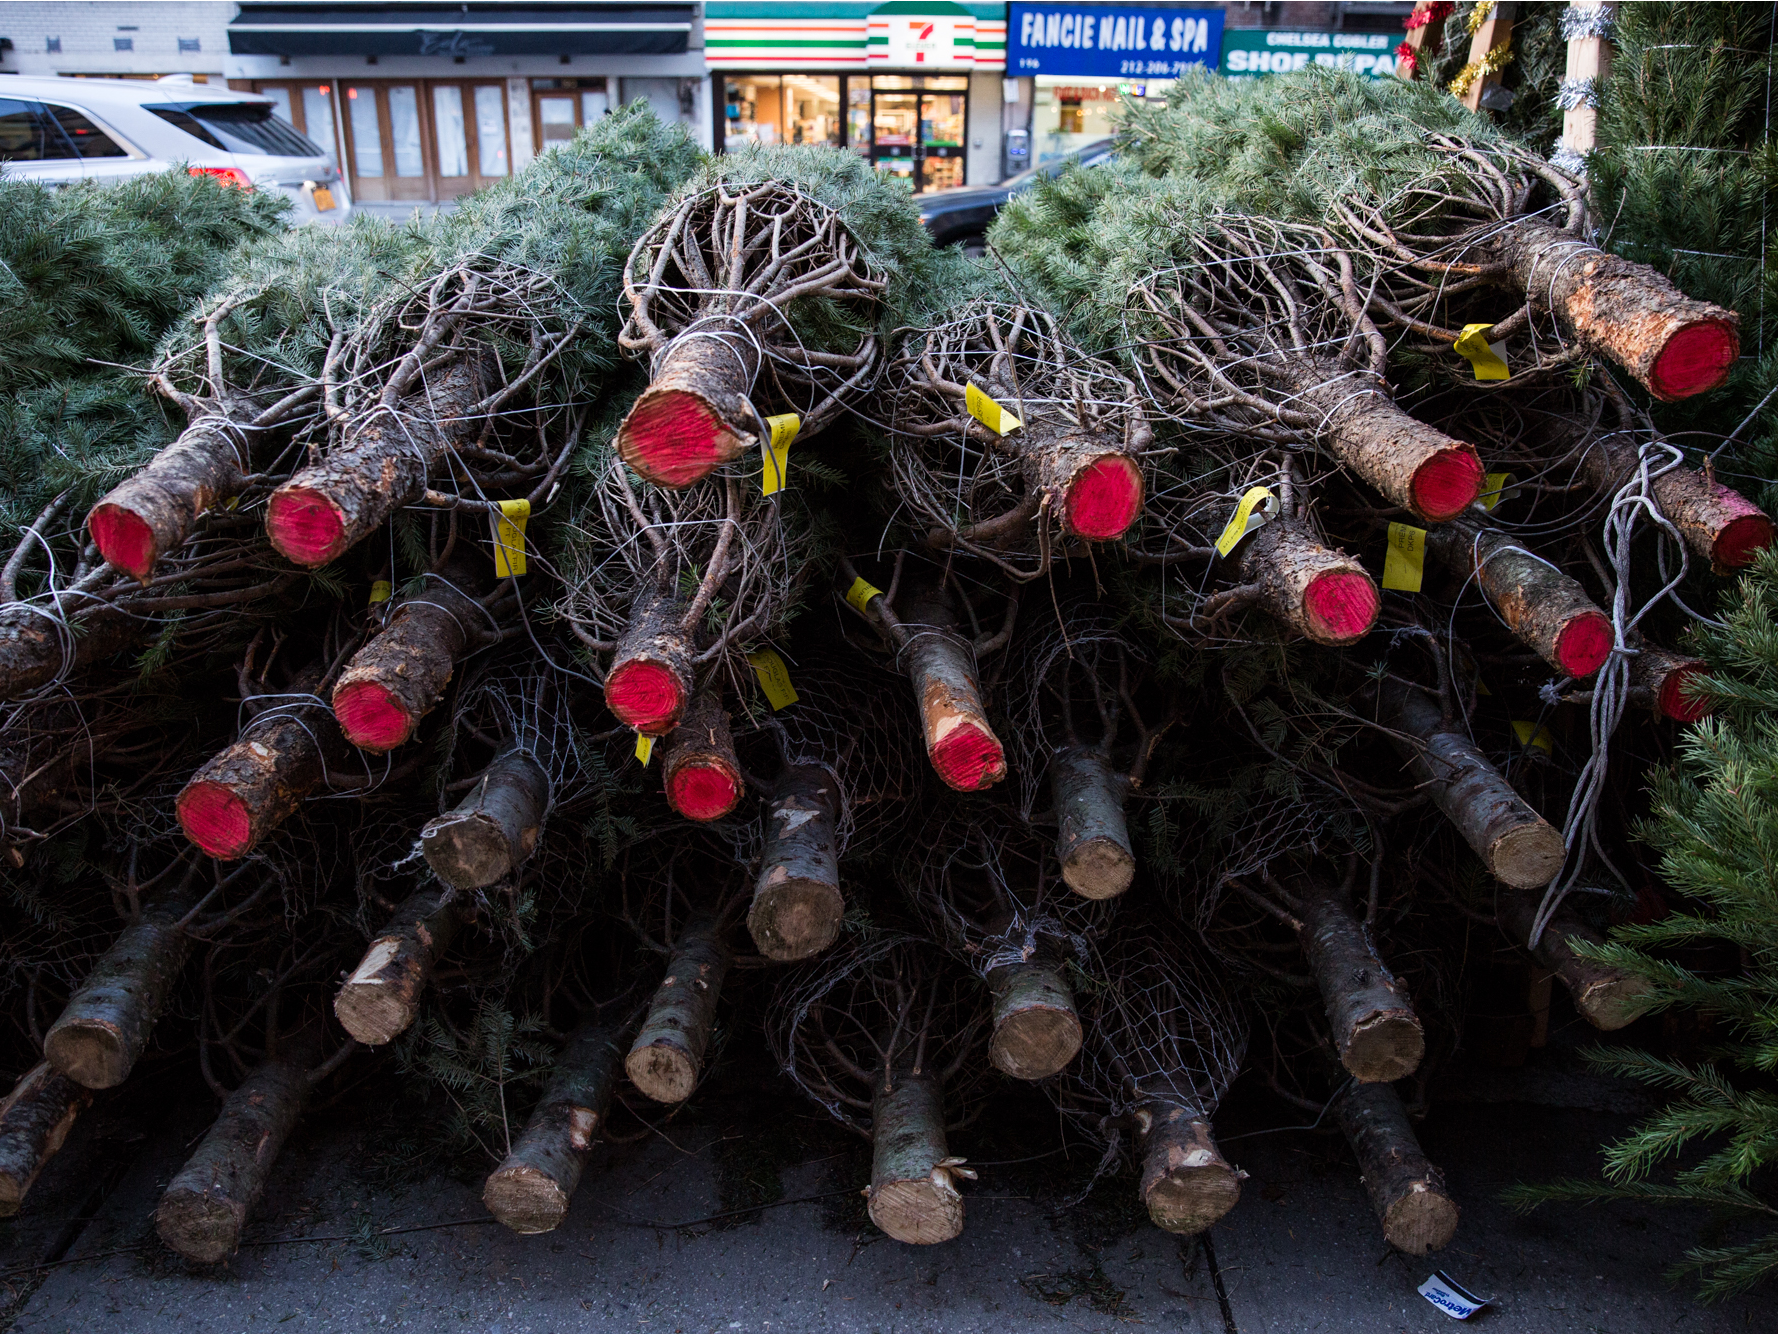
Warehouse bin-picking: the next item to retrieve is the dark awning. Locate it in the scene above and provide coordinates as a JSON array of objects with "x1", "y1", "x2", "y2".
[{"x1": 228, "y1": 3, "x2": 694, "y2": 58}]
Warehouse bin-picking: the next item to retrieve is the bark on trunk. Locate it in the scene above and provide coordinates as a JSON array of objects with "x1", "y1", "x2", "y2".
[
  {"x1": 266, "y1": 353, "x2": 488, "y2": 567},
  {"x1": 625, "y1": 916, "x2": 730, "y2": 1103},
  {"x1": 0, "y1": 604, "x2": 139, "y2": 702},
  {"x1": 1022, "y1": 428, "x2": 1145, "y2": 542},
  {"x1": 615, "y1": 334, "x2": 762, "y2": 489},
  {"x1": 1332, "y1": 1080, "x2": 1459, "y2": 1255},
  {"x1": 1290, "y1": 874, "x2": 1424, "y2": 1083},
  {"x1": 1628, "y1": 641, "x2": 1711, "y2": 723},
  {"x1": 1374, "y1": 678, "x2": 1564, "y2": 888},
  {"x1": 331, "y1": 570, "x2": 487, "y2": 753},
  {"x1": 1579, "y1": 433, "x2": 1772, "y2": 571},
  {"x1": 1051, "y1": 746, "x2": 1134, "y2": 899},
  {"x1": 868, "y1": 1073, "x2": 965, "y2": 1245},
  {"x1": 1499, "y1": 219, "x2": 1740, "y2": 401},
  {"x1": 88, "y1": 415, "x2": 264, "y2": 583},
  {"x1": 156, "y1": 1046, "x2": 312, "y2": 1263},
  {"x1": 44, "y1": 887, "x2": 199, "y2": 1089},
  {"x1": 1496, "y1": 886, "x2": 1657, "y2": 1031},
  {"x1": 334, "y1": 887, "x2": 459, "y2": 1046},
  {"x1": 748, "y1": 764, "x2": 843, "y2": 962},
  {"x1": 1231, "y1": 520, "x2": 1379, "y2": 646},
  {"x1": 483, "y1": 1019, "x2": 627, "y2": 1234},
  {"x1": 421, "y1": 744, "x2": 551, "y2": 889},
  {"x1": 986, "y1": 959, "x2": 1081, "y2": 1081},
  {"x1": 605, "y1": 591, "x2": 695, "y2": 736},
  {"x1": 662, "y1": 690, "x2": 742, "y2": 822},
  {"x1": 900, "y1": 584, "x2": 1006, "y2": 792},
  {"x1": 1276, "y1": 360, "x2": 1483, "y2": 522},
  {"x1": 1135, "y1": 1104, "x2": 1241, "y2": 1234},
  {"x1": 0, "y1": 1063, "x2": 92, "y2": 1216},
  {"x1": 1427, "y1": 518, "x2": 1611, "y2": 677}
]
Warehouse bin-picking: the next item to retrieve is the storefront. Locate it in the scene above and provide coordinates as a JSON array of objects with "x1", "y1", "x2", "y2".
[{"x1": 705, "y1": 1, "x2": 1006, "y2": 193}]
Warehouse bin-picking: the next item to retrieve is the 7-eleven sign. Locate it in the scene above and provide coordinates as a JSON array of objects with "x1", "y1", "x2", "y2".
[{"x1": 870, "y1": 9, "x2": 976, "y2": 67}]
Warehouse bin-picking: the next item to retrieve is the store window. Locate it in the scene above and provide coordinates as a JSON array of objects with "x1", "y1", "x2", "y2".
[
  {"x1": 1031, "y1": 78, "x2": 1170, "y2": 168},
  {"x1": 530, "y1": 78, "x2": 609, "y2": 153},
  {"x1": 339, "y1": 81, "x2": 512, "y2": 203},
  {"x1": 723, "y1": 76, "x2": 841, "y2": 150}
]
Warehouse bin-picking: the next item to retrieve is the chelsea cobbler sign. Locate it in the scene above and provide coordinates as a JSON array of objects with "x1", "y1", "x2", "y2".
[{"x1": 1007, "y1": 4, "x2": 1225, "y2": 79}]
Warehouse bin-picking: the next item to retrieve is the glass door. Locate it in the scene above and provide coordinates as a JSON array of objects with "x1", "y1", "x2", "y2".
[
  {"x1": 531, "y1": 79, "x2": 609, "y2": 153},
  {"x1": 430, "y1": 82, "x2": 509, "y2": 198},
  {"x1": 868, "y1": 81, "x2": 967, "y2": 194},
  {"x1": 344, "y1": 84, "x2": 427, "y2": 202},
  {"x1": 918, "y1": 90, "x2": 966, "y2": 192},
  {"x1": 870, "y1": 90, "x2": 918, "y2": 192}
]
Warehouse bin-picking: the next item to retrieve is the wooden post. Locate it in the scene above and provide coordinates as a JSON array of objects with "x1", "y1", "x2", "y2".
[
  {"x1": 1397, "y1": 1, "x2": 1451, "y2": 82},
  {"x1": 1457, "y1": 1, "x2": 1515, "y2": 113},
  {"x1": 1560, "y1": 2, "x2": 1614, "y2": 162}
]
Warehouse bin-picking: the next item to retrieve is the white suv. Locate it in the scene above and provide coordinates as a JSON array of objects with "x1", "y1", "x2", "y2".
[{"x1": 0, "y1": 75, "x2": 349, "y2": 225}]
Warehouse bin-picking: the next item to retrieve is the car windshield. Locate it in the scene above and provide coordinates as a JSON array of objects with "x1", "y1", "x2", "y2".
[{"x1": 155, "y1": 102, "x2": 322, "y2": 157}]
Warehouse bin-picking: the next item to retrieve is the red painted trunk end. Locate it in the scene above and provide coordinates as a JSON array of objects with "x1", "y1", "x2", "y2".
[
  {"x1": 1555, "y1": 613, "x2": 1613, "y2": 679},
  {"x1": 177, "y1": 781, "x2": 253, "y2": 859},
  {"x1": 667, "y1": 763, "x2": 743, "y2": 822},
  {"x1": 1409, "y1": 448, "x2": 1484, "y2": 523},
  {"x1": 606, "y1": 659, "x2": 687, "y2": 735},
  {"x1": 1649, "y1": 320, "x2": 1739, "y2": 402},
  {"x1": 1065, "y1": 455, "x2": 1144, "y2": 540},
  {"x1": 1302, "y1": 571, "x2": 1379, "y2": 645},
  {"x1": 930, "y1": 723, "x2": 1006, "y2": 792},
  {"x1": 619, "y1": 390, "x2": 731, "y2": 489},
  {"x1": 88, "y1": 503, "x2": 157, "y2": 582},
  {"x1": 334, "y1": 680, "x2": 415, "y2": 752},
  {"x1": 267, "y1": 486, "x2": 348, "y2": 567}
]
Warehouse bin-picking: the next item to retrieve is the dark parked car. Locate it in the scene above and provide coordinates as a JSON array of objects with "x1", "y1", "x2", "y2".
[{"x1": 917, "y1": 138, "x2": 1116, "y2": 252}]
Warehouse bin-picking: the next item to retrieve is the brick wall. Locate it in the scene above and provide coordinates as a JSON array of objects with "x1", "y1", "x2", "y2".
[{"x1": 0, "y1": 2, "x2": 235, "y2": 78}]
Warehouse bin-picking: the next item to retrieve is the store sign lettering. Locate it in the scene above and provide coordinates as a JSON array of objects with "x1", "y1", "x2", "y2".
[
  {"x1": 1220, "y1": 30, "x2": 1399, "y2": 81},
  {"x1": 1007, "y1": 4, "x2": 1223, "y2": 77}
]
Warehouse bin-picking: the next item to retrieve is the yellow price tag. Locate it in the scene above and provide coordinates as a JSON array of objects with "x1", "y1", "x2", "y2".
[
  {"x1": 761, "y1": 413, "x2": 800, "y2": 496},
  {"x1": 845, "y1": 576, "x2": 885, "y2": 616},
  {"x1": 965, "y1": 383, "x2": 1023, "y2": 436},
  {"x1": 1454, "y1": 323, "x2": 1510, "y2": 381},
  {"x1": 311, "y1": 186, "x2": 337, "y2": 212},
  {"x1": 1479, "y1": 472, "x2": 1518, "y2": 511},
  {"x1": 1511, "y1": 720, "x2": 1553, "y2": 753},
  {"x1": 1382, "y1": 522, "x2": 1427, "y2": 592},
  {"x1": 368, "y1": 579, "x2": 392, "y2": 604},
  {"x1": 634, "y1": 731, "x2": 655, "y2": 766},
  {"x1": 746, "y1": 648, "x2": 799, "y2": 711},
  {"x1": 490, "y1": 498, "x2": 530, "y2": 577},
  {"x1": 1214, "y1": 486, "x2": 1276, "y2": 558}
]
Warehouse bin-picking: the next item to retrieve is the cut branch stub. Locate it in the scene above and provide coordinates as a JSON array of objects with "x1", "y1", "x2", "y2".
[
  {"x1": 1496, "y1": 886, "x2": 1657, "y2": 1032},
  {"x1": 986, "y1": 959, "x2": 1081, "y2": 1081},
  {"x1": 662, "y1": 690, "x2": 743, "y2": 822},
  {"x1": 332, "y1": 572, "x2": 487, "y2": 753},
  {"x1": 44, "y1": 888, "x2": 199, "y2": 1089},
  {"x1": 748, "y1": 763, "x2": 843, "y2": 962},
  {"x1": 88, "y1": 416, "x2": 258, "y2": 583},
  {"x1": 1135, "y1": 1105, "x2": 1241, "y2": 1235},
  {"x1": 1375, "y1": 678, "x2": 1564, "y2": 889},
  {"x1": 1628, "y1": 641, "x2": 1711, "y2": 723},
  {"x1": 1581, "y1": 435, "x2": 1772, "y2": 571},
  {"x1": 1290, "y1": 873, "x2": 1424, "y2": 1083},
  {"x1": 901, "y1": 585, "x2": 1006, "y2": 792},
  {"x1": 1426, "y1": 519, "x2": 1610, "y2": 678},
  {"x1": 266, "y1": 352, "x2": 487, "y2": 567},
  {"x1": 334, "y1": 887, "x2": 459, "y2": 1046},
  {"x1": 483, "y1": 1020, "x2": 627, "y2": 1234},
  {"x1": 0, "y1": 603, "x2": 138, "y2": 702},
  {"x1": 0, "y1": 1062, "x2": 92, "y2": 1217},
  {"x1": 1051, "y1": 745, "x2": 1134, "y2": 899},
  {"x1": 421, "y1": 744, "x2": 551, "y2": 889},
  {"x1": 868, "y1": 1073, "x2": 965, "y2": 1245},
  {"x1": 1333, "y1": 1080, "x2": 1458, "y2": 1255},
  {"x1": 605, "y1": 592, "x2": 695, "y2": 736},
  {"x1": 1501, "y1": 219, "x2": 1740, "y2": 401},
  {"x1": 625, "y1": 916, "x2": 731, "y2": 1103},
  {"x1": 1231, "y1": 521, "x2": 1379, "y2": 646},
  {"x1": 615, "y1": 337, "x2": 760, "y2": 488}
]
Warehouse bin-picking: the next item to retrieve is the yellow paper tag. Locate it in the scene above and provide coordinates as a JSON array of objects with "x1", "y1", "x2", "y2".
[
  {"x1": 845, "y1": 576, "x2": 885, "y2": 616},
  {"x1": 965, "y1": 382, "x2": 1023, "y2": 436},
  {"x1": 1479, "y1": 472, "x2": 1518, "y2": 511},
  {"x1": 746, "y1": 648, "x2": 800, "y2": 711},
  {"x1": 1454, "y1": 324, "x2": 1510, "y2": 381},
  {"x1": 1511, "y1": 720, "x2": 1554, "y2": 753},
  {"x1": 634, "y1": 731, "x2": 655, "y2": 765},
  {"x1": 312, "y1": 186, "x2": 336, "y2": 212},
  {"x1": 1382, "y1": 522, "x2": 1427, "y2": 592},
  {"x1": 1214, "y1": 486, "x2": 1276, "y2": 558},
  {"x1": 761, "y1": 413, "x2": 801, "y2": 496},
  {"x1": 1476, "y1": 675, "x2": 1492, "y2": 696},
  {"x1": 490, "y1": 498, "x2": 530, "y2": 577},
  {"x1": 368, "y1": 579, "x2": 392, "y2": 604}
]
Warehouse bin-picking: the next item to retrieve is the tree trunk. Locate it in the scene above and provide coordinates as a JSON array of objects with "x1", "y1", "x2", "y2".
[
  {"x1": 87, "y1": 415, "x2": 265, "y2": 583},
  {"x1": 1496, "y1": 886, "x2": 1657, "y2": 1031},
  {"x1": 44, "y1": 887, "x2": 199, "y2": 1089},
  {"x1": 625, "y1": 916, "x2": 730, "y2": 1103},
  {"x1": 1051, "y1": 745, "x2": 1134, "y2": 899},
  {"x1": 662, "y1": 690, "x2": 742, "y2": 822},
  {"x1": 267, "y1": 353, "x2": 488, "y2": 567},
  {"x1": 1022, "y1": 428, "x2": 1144, "y2": 542},
  {"x1": 748, "y1": 764, "x2": 843, "y2": 962},
  {"x1": 1275, "y1": 360, "x2": 1483, "y2": 522},
  {"x1": 868, "y1": 1073, "x2": 965, "y2": 1245},
  {"x1": 1499, "y1": 218, "x2": 1740, "y2": 401},
  {"x1": 1426, "y1": 518, "x2": 1611, "y2": 678},
  {"x1": 986, "y1": 959, "x2": 1081, "y2": 1081},
  {"x1": 483, "y1": 1019, "x2": 628, "y2": 1234},
  {"x1": 0, "y1": 1063, "x2": 92, "y2": 1216},
  {"x1": 900, "y1": 584, "x2": 1006, "y2": 792},
  {"x1": 1231, "y1": 520, "x2": 1379, "y2": 646},
  {"x1": 1627, "y1": 640, "x2": 1710, "y2": 723},
  {"x1": 334, "y1": 887, "x2": 459, "y2": 1046},
  {"x1": 156, "y1": 1043, "x2": 313, "y2": 1263},
  {"x1": 1135, "y1": 1104, "x2": 1241, "y2": 1234},
  {"x1": 604, "y1": 591, "x2": 695, "y2": 736},
  {"x1": 1373, "y1": 678, "x2": 1564, "y2": 888},
  {"x1": 615, "y1": 334, "x2": 762, "y2": 489},
  {"x1": 421, "y1": 744, "x2": 551, "y2": 889},
  {"x1": 0, "y1": 604, "x2": 138, "y2": 702},
  {"x1": 1579, "y1": 433, "x2": 1771, "y2": 571},
  {"x1": 1332, "y1": 1080, "x2": 1459, "y2": 1255},
  {"x1": 331, "y1": 569, "x2": 487, "y2": 753},
  {"x1": 1290, "y1": 873, "x2": 1424, "y2": 1083}
]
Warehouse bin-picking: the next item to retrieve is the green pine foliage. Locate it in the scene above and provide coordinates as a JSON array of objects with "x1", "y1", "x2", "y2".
[{"x1": 1423, "y1": 1, "x2": 1568, "y2": 149}]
